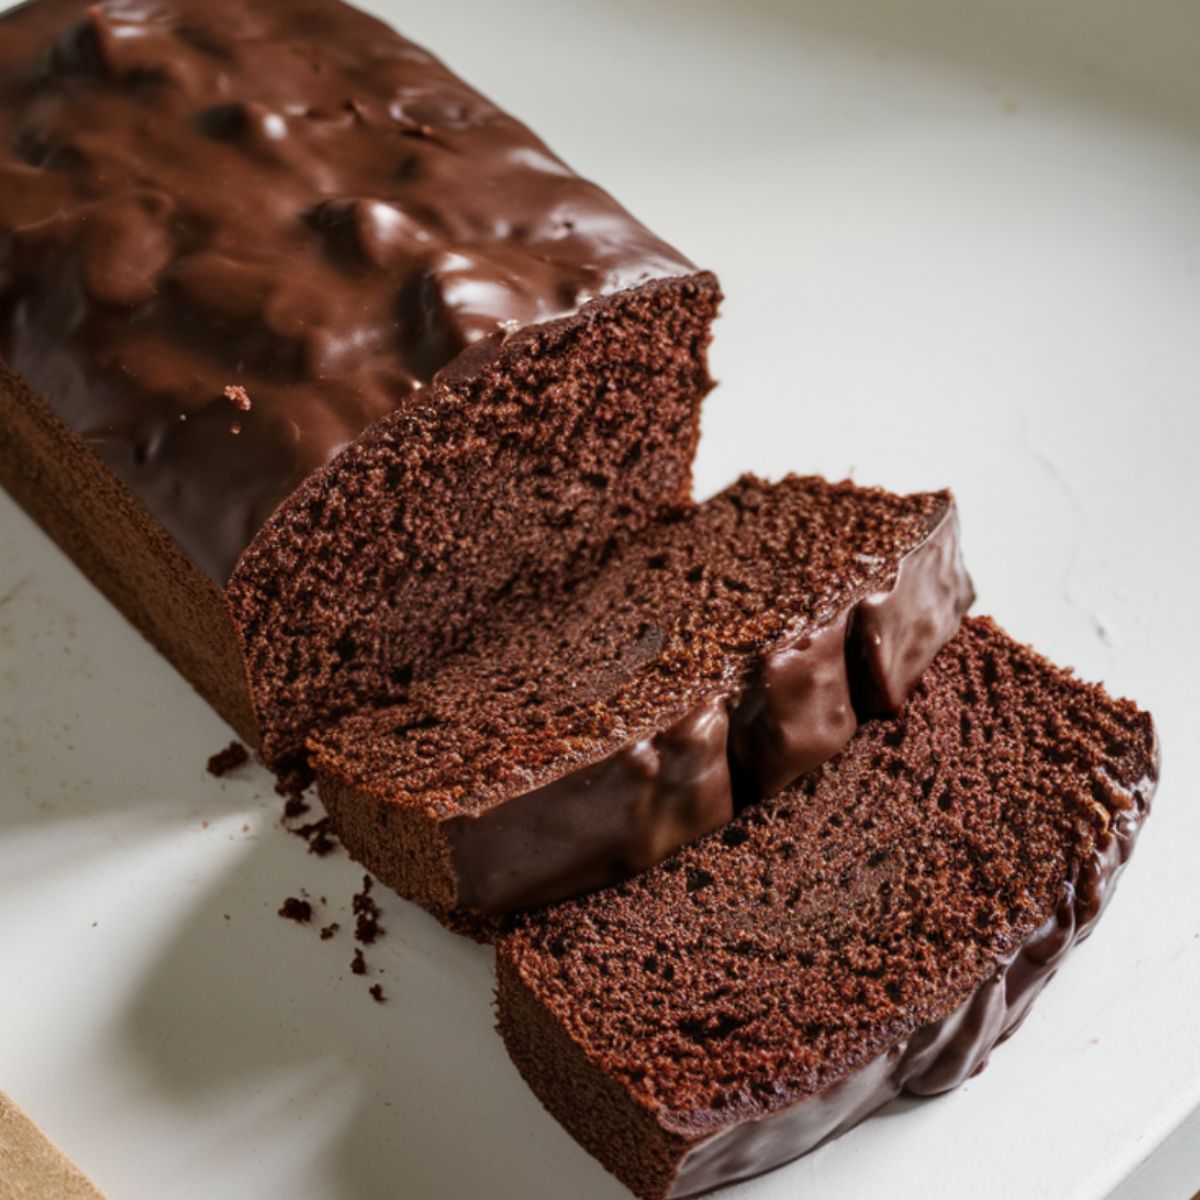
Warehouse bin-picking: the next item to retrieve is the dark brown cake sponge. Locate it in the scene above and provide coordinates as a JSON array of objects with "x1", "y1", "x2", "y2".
[{"x1": 496, "y1": 617, "x2": 1158, "y2": 1200}]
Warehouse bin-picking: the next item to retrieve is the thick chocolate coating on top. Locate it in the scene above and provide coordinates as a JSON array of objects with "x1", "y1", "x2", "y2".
[{"x1": 0, "y1": 0, "x2": 694, "y2": 580}]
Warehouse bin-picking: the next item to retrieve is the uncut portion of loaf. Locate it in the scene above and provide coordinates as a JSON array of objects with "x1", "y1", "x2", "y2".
[
  {"x1": 0, "y1": 0, "x2": 718, "y2": 775},
  {"x1": 311, "y1": 475, "x2": 973, "y2": 921},
  {"x1": 497, "y1": 618, "x2": 1158, "y2": 1200}
]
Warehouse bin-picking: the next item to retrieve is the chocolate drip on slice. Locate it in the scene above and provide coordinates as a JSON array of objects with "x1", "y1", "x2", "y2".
[{"x1": 450, "y1": 697, "x2": 731, "y2": 914}]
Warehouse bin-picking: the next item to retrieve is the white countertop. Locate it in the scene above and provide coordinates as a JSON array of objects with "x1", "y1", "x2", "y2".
[{"x1": 2, "y1": 1, "x2": 1198, "y2": 1197}]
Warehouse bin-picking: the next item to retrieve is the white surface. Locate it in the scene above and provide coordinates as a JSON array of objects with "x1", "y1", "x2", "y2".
[{"x1": 1, "y1": 1, "x2": 1198, "y2": 1198}]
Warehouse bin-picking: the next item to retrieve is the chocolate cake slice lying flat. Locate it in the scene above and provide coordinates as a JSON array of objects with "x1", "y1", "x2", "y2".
[
  {"x1": 497, "y1": 618, "x2": 1158, "y2": 1200},
  {"x1": 0, "y1": 0, "x2": 719, "y2": 782},
  {"x1": 311, "y1": 475, "x2": 973, "y2": 920}
]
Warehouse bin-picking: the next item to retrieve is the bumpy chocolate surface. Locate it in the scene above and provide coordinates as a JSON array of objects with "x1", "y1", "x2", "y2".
[{"x1": 0, "y1": 0, "x2": 694, "y2": 580}]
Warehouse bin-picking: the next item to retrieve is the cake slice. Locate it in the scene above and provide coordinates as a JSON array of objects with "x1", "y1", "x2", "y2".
[
  {"x1": 0, "y1": 0, "x2": 719, "y2": 783},
  {"x1": 496, "y1": 618, "x2": 1158, "y2": 1200},
  {"x1": 310, "y1": 475, "x2": 973, "y2": 920}
]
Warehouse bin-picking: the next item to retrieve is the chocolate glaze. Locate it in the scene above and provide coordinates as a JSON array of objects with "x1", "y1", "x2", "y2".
[
  {"x1": 728, "y1": 611, "x2": 856, "y2": 798},
  {"x1": 665, "y1": 763, "x2": 1156, "y2": 1200},
  {"x1": 734, "y1": 503, "x2": 971, "y2": 799},
  {"x1": 0, "y1": 0, "x2": 694, "y2": 581},
  {"x1": 435, "y1": 502, "x2": 973, "y2": 918},
  {"x1": 449, "y1": 697, "x2": 731, "y2": 915},
  {"x1": 849, "y1": 504, "x2": 976, "y2": 715}
]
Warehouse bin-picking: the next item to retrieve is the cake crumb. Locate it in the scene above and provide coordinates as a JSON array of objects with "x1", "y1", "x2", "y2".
[
  {"x1": 353, "y1": 875, "x2": 384, "y2": 943},
  {"x1": 223, "y1": 384, "x2": 252, "y2": 411},
  {"x1": 284, "y1": 796, "x2": 311, "y2": 820},
  {"x1": 293, "y1": 816, "x2": 338, "y2": 856},
  {"x1": 207, "y1": 741, "x2": 249, "y2": 777},
  {"x1": 321, "y1": 923, "x2": 340, "y2": 941},
  {"x1": 369, "y1": 984, "x2": 386, "y2": 1003},
  {"x1": 279, "y1": 897, "x2": 313, "y2": 924},
  {"x1": 351, "y1": 948, "x2": 367, "y2": 975}
]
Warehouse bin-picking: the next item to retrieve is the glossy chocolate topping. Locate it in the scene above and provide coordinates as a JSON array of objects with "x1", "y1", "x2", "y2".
[
  {"x1": 731, "y1": 502, "x2": 974, "y2": 797},
  {"x1": 849, "y1": 503, "x2": 975, "y2": 715},
  {"x1": 0, "y1": 0, "x2": 694, "y2": 580},
  {"x1": 667, "y1": 766, "x2": 1154, "y2": 1198},
  {"x1": 449, "y1": 697, "x2": 732, "y2": 915},
  {"x1": 727, "y1": 612, "x2": 856, "y2": 797}
]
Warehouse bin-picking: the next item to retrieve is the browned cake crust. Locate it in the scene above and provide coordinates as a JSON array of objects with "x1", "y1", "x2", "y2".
[
  {"x1": 496, "y1": 618, "x2": 1158, "y2": 1200},
  {"x1": 0, "y1": 0, "x2": 719, "y2": 777},
  {"x1": 312, "y1": 475, "x2": 973, "y2": 923},
  {"x1": 0, "y1": 358, "x2": 259, "y2": 741}
]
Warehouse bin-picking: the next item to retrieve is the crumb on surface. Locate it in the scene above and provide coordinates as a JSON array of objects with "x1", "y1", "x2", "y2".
[
  {"x1": 352, "y1": 875, "x2": 383, "y2": 943},
  {"x1": 279, "y1": 896, "x2": 313, "y2": 924},
  {"x1": 321, "y1": 923, "x2": 340, "y2": 941},
  {"x1": 291, "y1": 815, "x2": 339, "y2": 856},
  {"x1": 284, "y1": 796, "x2": 310, "y2": 820},
  {"x1": 207, "y1": 741, "x2": 249, "y2": 777},
  {"x1": 369, "y1": 984, "x2": 385, "y2": 1003},
  {"x1": 351, "y1": 948, "x2": 367, "y2": 975}
]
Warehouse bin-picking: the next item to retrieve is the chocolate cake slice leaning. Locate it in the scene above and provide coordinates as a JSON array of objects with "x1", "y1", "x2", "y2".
[
  {"x1": 0, "y1": 0, "x2": 719, "y2": 782},
  {"x1": 310, "y1": 475, "x2": 973, "y2": 921},
  {"x1": 496, "y1": 618, "x2": 1158, "y2": 1200}
]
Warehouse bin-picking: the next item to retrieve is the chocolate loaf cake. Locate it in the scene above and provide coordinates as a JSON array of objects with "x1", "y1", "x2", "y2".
[
  {"x1": 0, "y1": 0, "x2": 719, "y2": 778},
  {"x1": 496, "y1": 618, "x2": 1158, "y2": 1200},
  {"x1": 311, "y1": 475, "x2": 973, "y2": 920}
]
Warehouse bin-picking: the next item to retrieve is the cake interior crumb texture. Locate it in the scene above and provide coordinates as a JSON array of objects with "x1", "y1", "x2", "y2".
[
  {"x1": 496, "y1": 617, "x2": 1158, "y2": 1200},
  {"x1": 229, "y1": 275, "x2": 719, "y2": 782},
  {"x1": 312, "y1": 476, "x2": 952, "y2": 814}
]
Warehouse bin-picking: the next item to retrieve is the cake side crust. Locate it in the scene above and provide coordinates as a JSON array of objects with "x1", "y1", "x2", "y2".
[{"x1": 0, "y1": 358, "x2": 259, "y2": 742}]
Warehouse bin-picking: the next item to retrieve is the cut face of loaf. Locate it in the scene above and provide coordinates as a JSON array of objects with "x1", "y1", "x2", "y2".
[
  {"x1": 310, "y1": 475, "x2": 975, "y2": 920},
  {"x1": 0, "y1": 0, "x2": 719, "y2": 778},
  {"x1": 495, "y1": 617, "x2": 1158, "y2": 1200}
]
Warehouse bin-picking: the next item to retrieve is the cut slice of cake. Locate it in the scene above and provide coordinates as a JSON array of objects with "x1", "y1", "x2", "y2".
[
  {"x1": 496, "y1": 617, "x2": 1158, "y2": 1200},
  {"x1": 310, "y1": 475, "x2": 973, "y2": 919}
]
